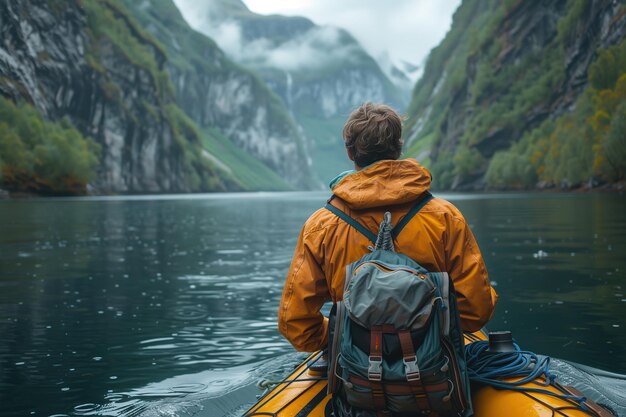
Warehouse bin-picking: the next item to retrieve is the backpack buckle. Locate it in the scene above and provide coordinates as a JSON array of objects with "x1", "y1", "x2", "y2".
[
  {"x1": 403, "y1": 356, "x2": 421, "y2": 381},
  {"x1": 368, "y1": 356, "x2": 383, "y2": 381}
]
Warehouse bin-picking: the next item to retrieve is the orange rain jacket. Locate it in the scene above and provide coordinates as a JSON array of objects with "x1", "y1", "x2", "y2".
[{"x1": 278, "y1": 159, "x2": 498, "y2": 352}]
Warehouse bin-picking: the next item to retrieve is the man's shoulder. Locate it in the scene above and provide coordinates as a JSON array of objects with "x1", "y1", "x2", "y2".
[
  {"x1": 425, "y1": 196, "x2": 466, "y2": 223},
  {"x1": 301, "y1": 205, "x2": 342, "y2": 236}
]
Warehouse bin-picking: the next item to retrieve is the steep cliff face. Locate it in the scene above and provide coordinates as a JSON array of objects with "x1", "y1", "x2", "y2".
[
  {"x1": 174, "y1": 0, "x2": 407, "y2": 182},
  {"x1": 263, "y1": 66, "x2": 393, "y2": 120},
  {"x1": 405, "y1": 0, "x2": 626, "y2": 190},
  {"x1": 123, "y1": 0, "x2": 316, "y2": 189},
  {"x1": 0, "y1": 0, "x2": 238, "y2": 193}
]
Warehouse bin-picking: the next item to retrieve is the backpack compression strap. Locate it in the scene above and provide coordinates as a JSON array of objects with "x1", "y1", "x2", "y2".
[{"x1": 324, "y1": 191, "x2": 434, "y2": 244}]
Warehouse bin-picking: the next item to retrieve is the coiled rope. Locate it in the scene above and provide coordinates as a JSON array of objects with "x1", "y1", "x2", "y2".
[{"x1": 465, "y1": 341, "x2": 592, "y2": 413}]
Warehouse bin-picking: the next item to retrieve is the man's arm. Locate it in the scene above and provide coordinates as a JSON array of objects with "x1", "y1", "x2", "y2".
[
  {"x1": 278, "y1": 225, "x2": 330, "y2": 352},
  {"x1": 445, "y1": 213, "x2": 498, "y2": 332}
]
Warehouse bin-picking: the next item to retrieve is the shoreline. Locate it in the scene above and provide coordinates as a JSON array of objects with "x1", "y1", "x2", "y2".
[
  {"x1": 490, "y1": 181, "x2": 626, "y2": 194},
  {"x1": 1, "y1": 182, "x2": 624, "y2": 200}
]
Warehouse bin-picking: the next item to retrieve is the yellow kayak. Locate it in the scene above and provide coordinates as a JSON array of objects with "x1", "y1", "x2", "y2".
[{"x1": 243, "y1": 330, "x2": 613, "y2": 417}]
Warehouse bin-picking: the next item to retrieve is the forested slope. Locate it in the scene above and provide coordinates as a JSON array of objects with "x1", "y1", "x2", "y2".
[
  {"x1": 0, "y1": 0, "x2": 238, "y2": 194},
  {"x1": 121, "y1": 0, "x2": 316, "y2": 190},
  {"x1": 404, "y1": 0, "x2": 626, "y2": 190},
  {"x1": 0, "y1": 0, "x2": 313, "y2": 195}
]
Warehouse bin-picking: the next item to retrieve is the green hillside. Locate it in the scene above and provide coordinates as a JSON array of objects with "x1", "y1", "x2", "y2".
[
  {"x1": 85, "y1": 0, "x2": 292, "y2": 192},
  {"x1": 404, "y1": 0, "x2": 626, "y2": 190},
  {"x1": 120, "y1": 0, "x2": 309, "y2": 190},
  {"x1": 0, "y1": 0, "x2": 297, "y2": 194},
  {"x1": 87, "y1": 0, "x2": 245, "y2": 192},
  {"x1": 487, "y1": 39, "x2": 626, "y2": 188},
  {"x1": 0, "y1": 98, "x2": 100, "y2": 195}
]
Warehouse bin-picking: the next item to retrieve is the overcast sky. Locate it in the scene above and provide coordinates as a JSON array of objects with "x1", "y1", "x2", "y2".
[{"x1": 241, "y1": 0, "x2": 461, "y2": 67}]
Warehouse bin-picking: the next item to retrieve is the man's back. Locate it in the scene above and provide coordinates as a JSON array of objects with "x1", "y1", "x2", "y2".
[{"x1": 278, "y1": 158, "x2": 497, "y2": 352}]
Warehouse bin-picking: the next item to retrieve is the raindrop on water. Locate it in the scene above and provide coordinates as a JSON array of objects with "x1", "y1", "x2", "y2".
[{"x1": 74, "y1": 403, "x2": 99, "y2": 413}]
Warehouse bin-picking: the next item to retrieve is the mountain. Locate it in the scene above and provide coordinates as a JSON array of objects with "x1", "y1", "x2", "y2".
[
  {"x1": 0, "y1": 0, "x2": 314, "y2": 195},
  {"x1": 174, "y1": 0, "x2": 409, "y2": 183},
  {"x1": 0, "y1": 0, "x2": 231, "y2": 194},
  {"x1": 404, "y1": 0, "x2": 626, "y2": 190},
  {"x1": 120, "y1": 0, "x2": 316, "y2": 190},
  {"x1": 377, "y1": 52, "x2": 421, "y2": 93}
]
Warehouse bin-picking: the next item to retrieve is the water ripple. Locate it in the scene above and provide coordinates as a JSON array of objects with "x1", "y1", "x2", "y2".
[
  {"x1": 73, "y1": 353, "x2": 304, "y2": 417},
  {"x1": 169, "y1": 383, "x2": 207, "y2": 394},
  {"x1": 2, "y1": 193, "x2": 625, "y2": 417},
  {"x1": 73, "y1": 404, "x2": 99, "y2": 413},
  {"x1": 168, "y1": 305, "x2": 209, "y2": 321}
]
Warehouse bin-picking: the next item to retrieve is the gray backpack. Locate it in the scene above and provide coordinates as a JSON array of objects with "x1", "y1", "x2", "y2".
[{"x1": 325, "y1": 192, "x2": 472, "y2": 417}]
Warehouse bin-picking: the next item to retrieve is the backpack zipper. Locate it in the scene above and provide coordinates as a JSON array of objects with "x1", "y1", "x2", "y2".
[
  {"x1": 352, "y1": 260, "x2": 426, "y2": 278},
  {"x1": 345, "y1": 261, "x2": 432, "y2": 295}
]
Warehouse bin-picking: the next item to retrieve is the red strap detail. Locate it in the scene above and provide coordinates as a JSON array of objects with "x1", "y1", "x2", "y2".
[
  {"x1": 370, "y1": 326, "x2": 383, "y2": 358},
  {"x1": 368, "y1": 326, "x2": 388, "y2": 413},
  {"x1": 368, "y1": 326, "x2": 383, "y2": 381}
]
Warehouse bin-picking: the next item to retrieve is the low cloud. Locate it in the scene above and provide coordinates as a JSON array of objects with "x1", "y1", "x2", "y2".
[
  {"x1": 241, "y1": 0, "x2": 461, "y2": 68},
  {"x1": 210, "y1": 21, "x2": 246, "y2": 58},
  {"x1": 258, "y1": 26, "x2": 359, "y2": 71},
  {"x1": 172, "y1": 0, "x2": 461, "y2": 78},
  {"x1": 189, "y1": 16, "x2": 360, "y2": 72}
]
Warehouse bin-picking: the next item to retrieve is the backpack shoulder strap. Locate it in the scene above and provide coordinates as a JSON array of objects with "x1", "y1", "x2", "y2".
[
  {"x1": 391, "y1": 191, "x2": 434, "y2": 239},
  {"x1": 324, "y1": 197, "x2": 377, "y2": 244},
  {"x1": 324, "y1": 191, "x2": 433, "y2": 244}
]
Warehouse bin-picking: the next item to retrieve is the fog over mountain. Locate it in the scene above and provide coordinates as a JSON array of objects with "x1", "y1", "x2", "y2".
[
  {"x1": 173, "y1": 0, "x2": 408, "y2": 183},
  {"x1": 240, "y1": 0, "x2": 462, "y2": 85},
  {"x1": 0, "y1": 0, "x2": 317, "y2": 194}
]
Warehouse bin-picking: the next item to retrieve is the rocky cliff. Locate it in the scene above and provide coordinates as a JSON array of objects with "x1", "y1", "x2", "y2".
[
  {"x1": 0, "y1": 0, "x2": 241, "y2": 193},
  {"x1": 0, "y1": 0, "x2": 315, "y2": 194},
  {"x1": 174, "y1": 0, "x2": 407, "y2": 183},
  {"x1": 404, "y1": 0, "x2": 626, "y2": 190},
  {"x1": 121, "y1": 0, "x2": 316, "y2": 189}
]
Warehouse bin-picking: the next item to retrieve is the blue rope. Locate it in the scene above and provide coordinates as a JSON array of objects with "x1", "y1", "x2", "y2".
[{"x1": 465, "y1": 341, "x2": 591, "y2": 413}]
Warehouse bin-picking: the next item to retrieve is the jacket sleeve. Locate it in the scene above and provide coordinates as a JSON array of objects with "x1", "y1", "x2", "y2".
[
  {"x1": 445, "y1": 214, "x2": 498, "y2": 332},
  {"x1": 278, "y1": 224, "x2": 330, "y2": 352}
]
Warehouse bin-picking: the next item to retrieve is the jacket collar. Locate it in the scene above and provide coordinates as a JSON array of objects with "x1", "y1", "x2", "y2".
[{"x1": 331, "y1": 159, "x2": 432, "y2": 209}]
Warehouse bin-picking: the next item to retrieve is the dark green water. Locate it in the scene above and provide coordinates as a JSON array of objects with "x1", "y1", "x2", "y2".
[{"x1": 0, "y1": 192, "x2": 625, "y2": 417}]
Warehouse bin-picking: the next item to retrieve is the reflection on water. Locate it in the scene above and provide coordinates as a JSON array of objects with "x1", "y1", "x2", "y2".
[
  {"x1": 72, "y1": 353, "x2": 304, "y2": 417},
  {"x1": 0, "y1": 192, "x2": 624, "y2": 416},
  {"x1": 550, "y1": 359, "x2": 626, "y2": 415}
]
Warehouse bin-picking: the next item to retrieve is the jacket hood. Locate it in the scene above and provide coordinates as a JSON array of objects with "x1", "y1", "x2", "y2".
[{"x1": 331, "y1": 159, "x2": 432, "y2": 209}]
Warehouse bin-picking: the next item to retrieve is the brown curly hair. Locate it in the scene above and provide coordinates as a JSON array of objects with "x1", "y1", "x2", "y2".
[{"x1": 342, "y1": 102, "x2": 404, "y2": 168}]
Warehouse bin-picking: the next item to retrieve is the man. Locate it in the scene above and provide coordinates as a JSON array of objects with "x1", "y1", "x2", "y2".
[{"x1": 278, "y1": 102, "x2": 497, "y2": 353}]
